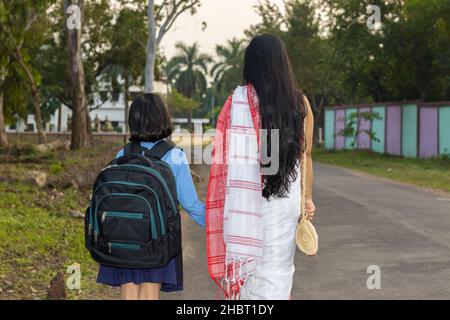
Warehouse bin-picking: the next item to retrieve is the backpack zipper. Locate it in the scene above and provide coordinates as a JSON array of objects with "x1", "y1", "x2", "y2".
[
  {"x1": 108, "y1": 242, "x2": 141, "y2": 253},
  {"x1": 91, "y1": 181, "x2": 166, "y2": 235},
  {"x1": 94, "y1": 193, "x2": 157, "y2": 241},
  {"x1": 101, "y1": 211, "x2": 144, "y2": 222}
]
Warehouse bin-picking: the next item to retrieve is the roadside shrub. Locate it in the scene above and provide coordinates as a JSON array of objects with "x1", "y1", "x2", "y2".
[{"x1": 49, "y1": 162, "x2": 64, "y2": 175}]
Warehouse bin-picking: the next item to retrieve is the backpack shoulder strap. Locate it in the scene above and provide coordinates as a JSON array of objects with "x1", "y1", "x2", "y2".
[
  {"x1": 124, "y1": 141, "x2": 145, "y2": 156},
  {"x1": 145, "y1": 140, "x2": 175, "y2": 160}
]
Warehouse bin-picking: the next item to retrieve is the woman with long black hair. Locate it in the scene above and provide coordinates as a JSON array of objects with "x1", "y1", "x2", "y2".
[{"x1": 206, "y1": 34, "x2": 316, "y2": 300}]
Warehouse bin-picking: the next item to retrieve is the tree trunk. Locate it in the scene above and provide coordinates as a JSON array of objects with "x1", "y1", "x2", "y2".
[
  {"x1": 144, "y1": 0, "x2": 156, "y2": 93},
  {"x1": 57, "y1": 105, "x2": 62, "y2": 132},
  {"x1": 0, "y1": 91, "x2": 8, "y2": 148},
  {"x1": 188, "y1": 108, "x2": 193, "y2": 129},
  {"x1": 31, "y1": 85, "x2": 46, "y2": 144},
  {"x1": 65, "y1": 0, "x2": 89, "y2": 150},
  {"x1": 419, "y1": 89, "x2": 427, "y2": 102},
  {"x1": 310, "y1": 93, "x2": 325, "y2": 145},
  {"x1": 316, "y1": 96, "x2": 325, "y2": 129},
  {"x1": 124, "y1": 77, "x2": 130, "y2": 134},
  {"x1": 14, "y1": 48, "x2": 46, "y2": 144},
  {"x1": 441, "y1": 79, "x2": 449, "y2": 100},
  {"x1": 86, "y1": 108, "x2": 92, "y2": 143},
  {"x1": 0, "y1": 65, "x2": 7, "y2": 147}
]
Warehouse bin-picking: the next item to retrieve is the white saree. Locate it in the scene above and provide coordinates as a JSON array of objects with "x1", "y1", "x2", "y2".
[
  {"x1": 240, "y1": 167, "x2": 301, "y2": 300},
  {"x1": 207, "y1": 84, "x2": 301, "y2": 300}
]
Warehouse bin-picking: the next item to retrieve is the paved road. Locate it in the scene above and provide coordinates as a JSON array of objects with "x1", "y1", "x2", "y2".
[{"x1": 162, "y1": 163, "x2": 450, "y2": 300}]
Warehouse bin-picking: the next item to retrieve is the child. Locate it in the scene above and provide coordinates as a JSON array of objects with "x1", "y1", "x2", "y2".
[{"x1": 96, "y1": 93, "x2": 205, "y2": 300}]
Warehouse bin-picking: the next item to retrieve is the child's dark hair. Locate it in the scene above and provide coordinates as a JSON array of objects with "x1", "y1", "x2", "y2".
[{"x1": 128, "y1": 93, "x2": 174, "y2": 142}]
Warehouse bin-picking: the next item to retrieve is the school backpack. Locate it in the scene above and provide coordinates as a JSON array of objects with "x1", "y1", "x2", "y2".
[{"x1": 85, "y1": 140, "x2": 181, "y2": 268}]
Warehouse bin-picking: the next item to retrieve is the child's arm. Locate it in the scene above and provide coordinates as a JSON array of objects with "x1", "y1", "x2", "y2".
[{"x1": 171, "y1": 149, "x2": 206, "y2": 227}]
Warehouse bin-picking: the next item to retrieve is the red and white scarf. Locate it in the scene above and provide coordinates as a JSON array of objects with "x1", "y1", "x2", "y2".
[{"x1": 206, "y1": 84, "x2": 262, "y2": 299}]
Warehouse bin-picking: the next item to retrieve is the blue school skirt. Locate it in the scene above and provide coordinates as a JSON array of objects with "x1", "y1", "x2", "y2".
[{"x1": 97, "y1": 252, "x2": 183, "y2": 292}]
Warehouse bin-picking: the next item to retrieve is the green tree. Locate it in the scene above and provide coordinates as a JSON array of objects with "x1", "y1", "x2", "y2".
[
  {"x1": 46, "y1": 0, "x2": 114, "y2": 148},
  {"x1": 283, "y1": 0, "x2": 331, "y2": 137},
  {"x1": 0, "y1": 3, "x2": 9, "y2": 147},
  {"x1": 0, "y1": 57, "x2": 9, "y2": 147},
  {"x1": 166, "y1": 42, "x2": 211, "y2": 123},
  {"x1": 245, "y1": 0, "x2": 285, "y2": 38},
  {"x1": 102, "y1": 6, "x2": 147, "y2": 135},
  {"x1": 194, "y1": 85, "x2": 221, "y2": 127},
  {"x1": 64, "y1": 0, "x2": 91, "y2": 149},
  {"x1": 337, "y1": 110, "x2": 382, "y2": 149},
  {"x1": 0, "y1": 0, "x2": 56, "y2": 144},
  {"x1": 144, "y1": 0, "x2": 202, "y2": 93},
  {"x1": 383, "y1": 0, "x2": 450, "y2": 101},
  {"x1": 165, "y1": 89, "x2": 200, "y2": 119},
  {"x1": 323, "y1": 0, "x2": 402, "y2": 103},
  {"x1": 320, "y1": 0, "x2": 450, "y2": 103},
  {"x1": 210, "y1": 38, "x2": 245, "y2": 96},
  {"x1": 1, "y1": 60, "x2": 30, "y2": 127}
]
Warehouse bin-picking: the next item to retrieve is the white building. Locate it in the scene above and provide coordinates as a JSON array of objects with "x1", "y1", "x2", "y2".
[{"x1": 7, "y1": 81, "x2": 168, "y2": 133}]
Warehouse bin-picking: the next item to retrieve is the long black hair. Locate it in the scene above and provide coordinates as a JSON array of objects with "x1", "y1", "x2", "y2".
[
  {"x1": 243, "y1": 34, "x2": 306, "y2": 199},
  {"x1": 128, "y1": 93, "x2": 174, "y2": 142}
]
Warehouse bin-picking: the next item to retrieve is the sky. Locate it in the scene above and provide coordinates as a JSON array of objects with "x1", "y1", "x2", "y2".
[{"x1": 159, "y1": 0, "x2": 286, "y2": 59}]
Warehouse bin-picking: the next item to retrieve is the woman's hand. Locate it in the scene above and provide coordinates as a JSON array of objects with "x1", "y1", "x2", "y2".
[{"x1": 305, "y1": 199, "x2": 316, "y2": 221}]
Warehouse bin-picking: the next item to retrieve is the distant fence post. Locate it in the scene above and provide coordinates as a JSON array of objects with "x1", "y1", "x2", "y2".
[
  {"x1": 324, "y1": 109, "x2": 334, "y2": 149},
  {"x1": 438, "y1": 105, "x2": 450, "y2": 157}
]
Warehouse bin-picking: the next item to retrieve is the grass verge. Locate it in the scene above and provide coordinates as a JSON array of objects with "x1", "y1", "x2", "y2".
[
  {"x1": 0, "y1": 142, "x2": 122, "y2": 299},
  {"x1": 313, "y1": 148, "x2": 450, "y2": 193}
]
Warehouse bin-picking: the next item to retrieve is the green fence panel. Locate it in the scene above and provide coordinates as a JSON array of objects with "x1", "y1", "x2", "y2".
[
  {"x1": 371, "y1": 106, "x2": 385, "y2": 153},
  {"x1": 439, "y1": 106, "x2": 450, "y2": 156},
  {"x1": 402, "y1": 104, "x2": 418, "y2": 158},
  {"x1": 345, "y1": 108, "x2": 357, "y2": 149},
  {"x1": 324, "y1": 109, "x2": 335, "y2": 149}
]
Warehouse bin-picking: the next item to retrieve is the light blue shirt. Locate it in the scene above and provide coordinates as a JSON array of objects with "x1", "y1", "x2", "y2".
[{"x1": 116, "y1": 141, "x2": 206, "y2": 227}]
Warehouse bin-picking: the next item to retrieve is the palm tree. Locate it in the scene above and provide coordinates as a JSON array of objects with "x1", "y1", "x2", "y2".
[
  {"x1": 210, "y1": 38, "x2": 245, "y2": 95},
  {"x1": 166, "y1": 42, "x2": 211, "y2": 124}
]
